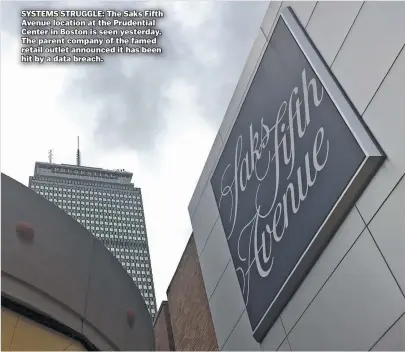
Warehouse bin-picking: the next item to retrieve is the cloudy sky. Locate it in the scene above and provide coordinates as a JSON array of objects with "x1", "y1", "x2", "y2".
[{"x1": 0, "y1": 0, "x2": 268, "y2": 307}]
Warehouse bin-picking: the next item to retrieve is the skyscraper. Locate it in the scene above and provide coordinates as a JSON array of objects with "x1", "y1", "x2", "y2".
[{"x1": 28, "y1": 155, "x2": 157, "y2": 319}]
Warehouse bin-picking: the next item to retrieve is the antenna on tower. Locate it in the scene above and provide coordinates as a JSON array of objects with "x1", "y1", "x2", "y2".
[
  {"x1": 48, "y1": 149, "x2": 53, "y2": 163},
  {"x1": 76, "y1": 136, "x2": 81, "y2": 166}
]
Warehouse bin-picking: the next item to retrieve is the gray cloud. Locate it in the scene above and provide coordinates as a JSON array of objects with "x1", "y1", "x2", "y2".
[
  {"x1": 63, "y1": 1, "x2": 268, "y2": 152},
  {"x1": 1, "y1": 1, "x2": 268, "y2": 152}
]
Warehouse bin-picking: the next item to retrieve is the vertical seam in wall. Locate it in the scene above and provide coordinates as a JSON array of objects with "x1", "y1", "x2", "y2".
[
  {"x1": 82, "y1": 238, "x2": 96, "y2": 334},
  {"x1": 369, "y1": 311, "x2": 405, "y2": 351},
  {"x1": 283, "y1": 225, "x2": 367, "y2": 338},
  {"x1": 279, "y1": 317, "x2": 292, "y2": 351},
  {"x1": 330, "y1": 1, "x2": 365, "y2": 67},
  {"x1": 200, "y1": 216, "x2": 220, "y2": 257},
  {"x1": 275, "y1": 334, "x2": 288, "y2": 350},
  {"x1": 260, "y1": 26, "x2": 267, "y2": 38},
  {"x1": 165, "y1": 304, "x2": 176, "y2": 351},
  {"x1": 9, "y1": 315, "x2": 19, "y2": 350},
  {"x1": 63, "y1": 343, "x2": 73, "y2": 351},
  {"x1": 260, "y1": 0, "x2": 283, "y2": 40},
  {"x1": 220, "y1": 308, "x2": 246, "y2": 350},
  {"x1": 208, "y1": 260, "x2": 231, "y2": 302},
  {"x1": 356, "y1": 195, "x2": 405, "y2": 299},
  {"x1": 304, "y1": 1, "x2": 318, "y2": 29},
  {"x1": 262, "y1": 1, "x2": 284, "y2": 41},
  {"x1": 360, "y1": 43, "x2": 405, "y2": 116},
  {"x1": 357, "y1": 173, "x2": 404, "y2": 227}
]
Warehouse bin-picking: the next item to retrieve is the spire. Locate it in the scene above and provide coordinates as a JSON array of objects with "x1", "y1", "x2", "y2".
[
  {"x1": 48, "y1": 149, "x2": 53, "y2": 163},
  {"x1": 76, "y1": 136, "x2": 81, "y2": 166}
]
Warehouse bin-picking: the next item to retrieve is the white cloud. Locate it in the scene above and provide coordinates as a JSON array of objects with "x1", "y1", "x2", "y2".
[{"x1": 1, "y1": 35, "x2": 81, "y2": 182}]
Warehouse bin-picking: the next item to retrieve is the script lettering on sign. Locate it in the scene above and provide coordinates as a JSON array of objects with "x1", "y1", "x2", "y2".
[
  {"x1": 210, "y1": 9, "x2": 383, "y2": 342},
  {"x1": 218, "y1": 68, "x2": 328, "y2": 304}
]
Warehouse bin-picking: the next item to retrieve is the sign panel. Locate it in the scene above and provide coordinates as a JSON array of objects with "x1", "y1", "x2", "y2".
[{"x1": 210, "y1": 7, "x2": 384, "y2": 342}]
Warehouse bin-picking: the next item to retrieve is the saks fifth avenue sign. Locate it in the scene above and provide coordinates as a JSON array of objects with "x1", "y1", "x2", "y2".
[{"x1": 210, "y1": 8, "x2": 384, "y2": 342}]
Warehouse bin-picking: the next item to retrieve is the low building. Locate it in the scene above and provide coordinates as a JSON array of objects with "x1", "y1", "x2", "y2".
[
  {"x1": 1, "y1": 173, "x2": 155, "y2": 351},
  {"x1": 154, "y1": 301, "x2": 175, "y2": 351},
  {"x1": 154, "y1": 235, "x2": 218, "y2": 351}
]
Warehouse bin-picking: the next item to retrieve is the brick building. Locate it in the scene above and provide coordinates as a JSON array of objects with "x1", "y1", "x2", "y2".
[
  {"x1": 154, "y1": 234, "x2": 218, "y2": 351},
  {"x1": 154, "y1": 301, "x2": 175, "y2": 351}
]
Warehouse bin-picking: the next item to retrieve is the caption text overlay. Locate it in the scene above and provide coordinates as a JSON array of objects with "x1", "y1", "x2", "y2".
[{"x1": 20, "y1": 9, "x2": 165, "y2": 64}]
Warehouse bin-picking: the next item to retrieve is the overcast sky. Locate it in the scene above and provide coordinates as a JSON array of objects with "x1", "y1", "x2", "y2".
[{"x1": 0, "y1": 0, "x2": 268, "y2": 307}]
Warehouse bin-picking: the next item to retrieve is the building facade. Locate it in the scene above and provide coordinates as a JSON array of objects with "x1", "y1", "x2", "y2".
[
  {"x1": 154, "y1": 301, "x2": 175, "y2": 351},
  {"x1": 28, "y1": 162, "x2": 157, "y2": 319},
  {"x1": 188, "y1": 1, "x2": 405, "y2": 351},
  {"x1": 154, "y1": 234, "x2": 219, "y2": 351},
  {"x1": 1, "y1": 173, "x2": 155, "y2": 350}
]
